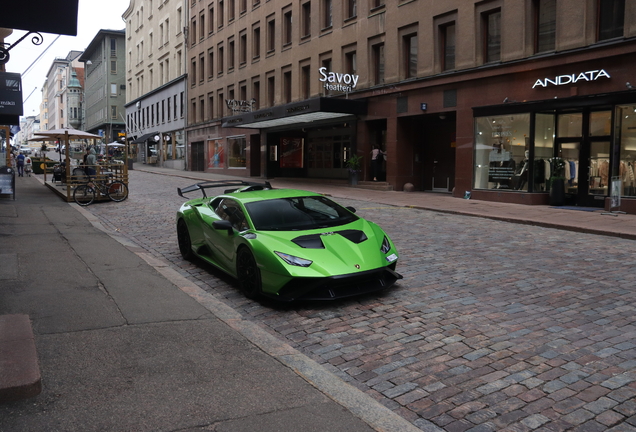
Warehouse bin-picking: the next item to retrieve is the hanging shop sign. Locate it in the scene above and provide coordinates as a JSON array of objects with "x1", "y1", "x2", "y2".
[
  {"x1": 532, "y1": 69, "x2": 611, "y2": 89},
  {"x1": 226, "y1": 98, "x2": 256, "y2": 113},
  {"x1": 318, "y1": 67, "x2": 359, "y2": 93}
]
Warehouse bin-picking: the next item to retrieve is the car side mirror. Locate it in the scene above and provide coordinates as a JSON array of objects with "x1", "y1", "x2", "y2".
[
  {"x1": 213, "y1": 219, "x2": 234, "y2": 235},
  {"x1": 345, "y1": 206, "x2": 356, "y2": 213}
]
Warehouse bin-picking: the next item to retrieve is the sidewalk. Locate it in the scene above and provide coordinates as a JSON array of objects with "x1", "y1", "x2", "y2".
[
  {"x1": 135, "y1": 164, "x2": 636, "y2": 241},
  {"x1": 0, "y1": 175, "x2": 419, "y2": 432}
]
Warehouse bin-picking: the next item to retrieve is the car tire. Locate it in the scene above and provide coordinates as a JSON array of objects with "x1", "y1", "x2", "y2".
[
  {"x1": 236, "y1": 247, "x2": 261, "y2": 299},
  {"x1": 177, "y1": 219, "x2": 194, "y2": 260}
]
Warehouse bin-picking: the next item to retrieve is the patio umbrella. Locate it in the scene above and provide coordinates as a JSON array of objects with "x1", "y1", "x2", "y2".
[
  {"x1": 106, "y1": 142, "x2": 125, "y2": 147},
  {"x1": 37, "y1": 127, "x2": 102, "y2": 162}
]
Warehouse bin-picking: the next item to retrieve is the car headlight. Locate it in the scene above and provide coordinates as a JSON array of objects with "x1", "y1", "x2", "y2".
[
  {"x1": 380, "y1": 236, "x2": 391, "y2": 254},
  {"x1": 275, "y1": 251, "x2": 313, "y2": 267}
]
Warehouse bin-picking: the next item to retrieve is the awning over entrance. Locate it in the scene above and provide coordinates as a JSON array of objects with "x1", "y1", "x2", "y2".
[
  {"x1": 221, "y1": 97, "x2": 367, "y2": 129},
  {"x1": 131, "y1": 132, "x2": 157, "y2": 143}
]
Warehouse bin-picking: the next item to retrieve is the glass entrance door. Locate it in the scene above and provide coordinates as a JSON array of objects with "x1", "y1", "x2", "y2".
[{"x1": 556, "y1": 110, "x2": 611, "y2": 207}]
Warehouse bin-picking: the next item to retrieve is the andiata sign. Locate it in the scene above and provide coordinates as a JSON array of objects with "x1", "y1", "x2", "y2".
[
  {"x1": 532, "y1": 69, "x2": 611, "y2": 89},
  {"x1": 319, "y1": 67, "x2": 359, "y2": 93}
]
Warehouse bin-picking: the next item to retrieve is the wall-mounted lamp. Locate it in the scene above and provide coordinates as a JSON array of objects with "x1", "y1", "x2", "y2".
[
  {"x1": 627, "y1": 82, "x2": 634, "y2": 89},
  {"x1": 85, "y1": 60, "x2": 92, "y2": 65}
]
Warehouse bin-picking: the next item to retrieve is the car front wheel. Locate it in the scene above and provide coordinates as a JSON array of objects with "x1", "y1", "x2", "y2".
[
  {"x1": 177, "y1": 219, "x2": 194, "y2": 260},
  {"x1": 236, "y1": 247, "x2": 261, "y2": 299}
]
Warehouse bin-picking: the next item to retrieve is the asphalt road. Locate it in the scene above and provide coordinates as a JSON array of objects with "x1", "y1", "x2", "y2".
[{"x1": 79, "y1": 170, "x2": 636, "y2": 431}]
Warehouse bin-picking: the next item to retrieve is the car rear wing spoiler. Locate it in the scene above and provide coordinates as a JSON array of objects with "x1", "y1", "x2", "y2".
[{"x1": 178, "y1": 180, "x2": 273, "y2": 198}]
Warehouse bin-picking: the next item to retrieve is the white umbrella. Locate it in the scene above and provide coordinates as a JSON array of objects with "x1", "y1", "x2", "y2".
[
  {"x1": 37, "y1": 127, "x2": 101, "y2": 165},
  {"x1": 106, "y1": 142, "x2": 126, "y2": 147}
]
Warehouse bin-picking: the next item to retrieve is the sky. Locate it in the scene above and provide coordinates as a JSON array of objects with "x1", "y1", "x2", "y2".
[{"x1": 4, "y1": 0, "x2": 131, "y2": 119}]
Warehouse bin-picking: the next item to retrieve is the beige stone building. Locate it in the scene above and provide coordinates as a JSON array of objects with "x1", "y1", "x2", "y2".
[
  {"x1": 123, "y1": 0, "x2": 188, "y2": 169},
  {"x1": 182, "y1": 0, "x2": 636, "y2": 213}
]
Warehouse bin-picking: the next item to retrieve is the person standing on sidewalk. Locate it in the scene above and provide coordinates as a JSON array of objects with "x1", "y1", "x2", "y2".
[{"x1": 370, "y1": 145, "x2": 386, "y2": 182}]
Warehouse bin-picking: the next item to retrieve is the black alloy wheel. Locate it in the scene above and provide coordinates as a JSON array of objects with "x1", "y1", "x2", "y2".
[
  {"x1": 236, "y1": 247, "x2": 261, "y2": 299},
  {"x1": 177, "y1": 219, "x2": 194, "y2": 260}
]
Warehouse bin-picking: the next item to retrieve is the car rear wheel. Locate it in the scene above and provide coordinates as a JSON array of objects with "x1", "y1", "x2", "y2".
[
  {"x1": 177, "y1": 219, "x2": 194, "y2": 260},
  {"x1": 236, "y1": 247, "x2": 261, "y2": 299}
]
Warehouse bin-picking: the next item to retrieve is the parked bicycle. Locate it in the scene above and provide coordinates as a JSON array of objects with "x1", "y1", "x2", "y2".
[{"x1": 73, "y1": 174, "x2": 129, "y2": 206}]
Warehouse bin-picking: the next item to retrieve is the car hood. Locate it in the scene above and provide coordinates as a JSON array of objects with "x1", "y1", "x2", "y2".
[{"x1": 249, "y1": 219, "x2": 396, "y2": 278}]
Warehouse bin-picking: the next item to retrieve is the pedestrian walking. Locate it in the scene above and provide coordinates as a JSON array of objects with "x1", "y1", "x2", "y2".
[{"x1": 16, "y1": 152, "x2": 25, "y2": 177}]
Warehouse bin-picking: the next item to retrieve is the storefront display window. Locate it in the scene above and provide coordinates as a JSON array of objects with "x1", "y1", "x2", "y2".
[
  {"x1": 228, "y1": 136, "x2": 247, "y2": 168},
  {"x1": 616, "y1": 104, "x2": 636, "y2": 197},
  {"x1": 474, "y1": 114, "x2": 530, "y2": 191},
  {"x1": 175, "y1": 131, "x2": 185, "y2": 160},
  {"x1": 533, "y1": 113, "x2": 555, "y2": 192}
]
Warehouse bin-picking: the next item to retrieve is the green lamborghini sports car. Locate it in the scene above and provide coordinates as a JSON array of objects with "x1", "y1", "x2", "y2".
[{"x1": 176, "y1": 180, "x2": 401, "y2": 301}]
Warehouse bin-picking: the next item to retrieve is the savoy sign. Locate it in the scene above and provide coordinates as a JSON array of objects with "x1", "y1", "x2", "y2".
[
  {"x1": 319, "y1": 67, "x2": 359, "y2": 93},
  {"x1": 532, "y1": 69, "x2": 611, "y2": 89}
]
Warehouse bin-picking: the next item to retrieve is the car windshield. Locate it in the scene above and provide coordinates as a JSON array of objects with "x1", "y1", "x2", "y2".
[{"x1": 245, "y1": 196, "x2": 358, "y2": 231}]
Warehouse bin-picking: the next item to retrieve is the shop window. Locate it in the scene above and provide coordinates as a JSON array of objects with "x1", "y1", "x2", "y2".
[
  {"x1": 474, "y1": 114, "x2": 531, "y2": 191},
  {"x1": 598, "y1": 0, "x2": 625, "y2": 41},
  {"x1": 557, "y1": 113, "x2": 582, "y2": 137},
  {"x1": 228, "y1": 137, "x2": 247, "y2": 168},
  {"x1": 535, "y1": 0, "x2": 556, "y2": 53},
  {"x1": 533, "y1": 113, "x2": 556, "y2": 192},
  {"x1": 209, "y1": 140, "x2": 224, "y2": 168},
  {"x1": 615, "y1": 105, "x2": 636, "y2": 197}
]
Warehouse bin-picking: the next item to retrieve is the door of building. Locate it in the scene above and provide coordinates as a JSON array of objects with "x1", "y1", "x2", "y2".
[
  {"x1": 556, "y1": 110, "x2": 612, "y2": 207},
  {"x1": 191, "y1": 141, "x2": 205, "y2": 171}
]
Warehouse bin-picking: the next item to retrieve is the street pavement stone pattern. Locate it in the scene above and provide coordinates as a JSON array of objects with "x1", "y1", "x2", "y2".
[{"x1": 84, "y1": 171, "x2": 636, "y2": 432}]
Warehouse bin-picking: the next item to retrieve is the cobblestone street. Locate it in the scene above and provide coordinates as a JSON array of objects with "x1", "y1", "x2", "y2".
[{"x1": 85, "y1": 170, "x2": 636, "y2": 432}]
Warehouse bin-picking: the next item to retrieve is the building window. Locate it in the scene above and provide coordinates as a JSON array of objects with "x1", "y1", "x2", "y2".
[
  {"x1": 167, "y1": 97, "x2": 171, "y2": 121},
  {"x1": 191, "y1": 19, "x2": 197, "y2": 46},
  {"x1": 111, "y1": 60, "x2": 117, "y2": 74},
  {"x1": 209, "y1": 5, "x2": 215, "y2": 33},
  {"x1": 267, "y1": 18, "x2": 275, "y2": 52},
  {"x1": 283, "y1": 70, "x2": 292, "y2": 103},
  {"x1": 253, "y1": 80, "x2": 260, "y2": 109},
  {"x1": 200, "y1": 12, "x2": 205, "y2": 40},
  {"x1": 199, "y1": 97, "x2": 205, "y2": 122},
  {"x1": 218, "y1": 0, "x2": 224, "y2": 28},
  {"x1": 321, "y1": 57, "x2": 332, "y2": 95},
  {"x1": 283, "y1": 10, "x2": 293, "y2": 46},
  {"x1": 162, "y1": 100, "x2": 165, "y2": 123},
  {"x1": 372, "y1": 43, "x2": 384, "y2": 85},
  {"x1": 253, "y1": 26, "x2": 261, "y2": 59},
  {"x1": 267, "y1": 76, "x2": 275, "y2": 106},
  {"x1": 598, "y1": 0, "x2": 625, "y2": 41},
  {"x1": 192, "y1": 99, "x2": 197, "y2": 123},
  {"x1": 404, "y1": 34, "x2": 417, "y2": 79},
  {"x1": 217, "y1": 91, "x2": 225, "y2": 116},
  {"x1": 346, "y1": 0, "x2": 357, "y2": 19},
  {"x1": 199, "y1": 54, "x2": 205, "y2": 82},
  {"x1": 111, "y1": 83, "x2": 117, "y2": 96},
  {"x1": 191, "y1": 58, "x2": 197, "y2": 85},
  {"x1": 322, "y1": 0, "x2": 332, "y2": 29},
  {"x1": 218, "y1": 45, "x2": 224, "y2": 75},
  {"x1": 228, "y1": 39, "x2": 235, "y2": 70},
  {"x1": 240, "y1": 0, "x2": 247, "y2": 14},
  {"x1": 302, "y1": 2, "x2": 311, "y2": 38},
  {"x1": 535, "y1": 0, "x2": 556, "y2": 53},
  {"x1": 181, "y1": 92, "x2": 184, "y2": 117},
  {"x1": 301, "y1": 65, "x2": 311, "y2": 99},
  {"x1": 483, "y1": 9, "x2": 501, "y2": 63},
  {"x1": 174, "y1": 94, "x2": 178, "y2": 119},
  {"x1": 228, "y1": 0, "x2": 235, "y2": 21},
  {"x1": 442, "y1": 23, "x2": 456, "y2": 71},
  {"x1": 371, "y1": 0, "x2": 384, "y2": 9},
  {"x1": 240, "y1": 33, "x2": 247, "y2": 65},
  {"x1": 208, "y1": 93, "x2": 214, "y2": 119},
  {"x1": 345, "y1": 50, "x2": 357, "y2": 75},
  {"x1": 208, "y1": 49, "x2": 214, "y2": 78}
]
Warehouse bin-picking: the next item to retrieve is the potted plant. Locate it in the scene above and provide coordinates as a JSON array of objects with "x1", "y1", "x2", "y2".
[
  {"x1": 345, "y1": 154, "x2": 364, "y2": 185},
  {"x1": 549, "y1": 157, "x2": 566, "y2": 206}
]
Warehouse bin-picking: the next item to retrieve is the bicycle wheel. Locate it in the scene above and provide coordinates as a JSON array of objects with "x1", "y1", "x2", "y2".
[
  {"x1": 106, "y1": 181, "x2": 129, "y2": 202},
  {"x1": 73, "y1": 184, "x2": 96, "y2": 206}
]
